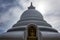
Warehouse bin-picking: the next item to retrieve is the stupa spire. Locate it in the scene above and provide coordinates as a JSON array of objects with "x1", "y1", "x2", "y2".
[
  {"x1": 31, "y1": 2, "x2": 33, "y2": 6},
  {"x1": 28, "y1": 2, "x2": 35, "y2": 9}
]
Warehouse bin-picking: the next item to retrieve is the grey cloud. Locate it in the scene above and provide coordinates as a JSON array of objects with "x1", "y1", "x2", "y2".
[
  {"x1": 0, "y1": 0, "x2": 24, "y2": 13},
  {"x1": 0, "y1": 0, "x2": 14, "y2": 13},
  {"x1": 0, "y1": 0, "x2": 25, "y2": 34}
]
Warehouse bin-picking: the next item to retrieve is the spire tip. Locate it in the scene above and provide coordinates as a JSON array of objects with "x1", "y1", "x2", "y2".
[{"x1": 28, "y1": 2, "x2": 35, "y2": 9}]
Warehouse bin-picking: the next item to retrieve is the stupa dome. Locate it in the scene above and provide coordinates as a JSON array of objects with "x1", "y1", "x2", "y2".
[
  {"x1": 12, "y1": 2, "x2": 52, "y2": 27},
  {"x1": 20, "y1": 9, "x2": 43, "y2": 21}
]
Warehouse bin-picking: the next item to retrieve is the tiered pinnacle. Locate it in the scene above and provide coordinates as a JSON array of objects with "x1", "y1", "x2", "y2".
[{"x1": 28, "y1": 2, "x2": 35, "y2": 9}]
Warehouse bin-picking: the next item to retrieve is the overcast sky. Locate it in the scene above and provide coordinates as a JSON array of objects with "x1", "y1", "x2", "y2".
[{"x1": 0, "y1": 0, "x2": 60, "y2": 34}]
